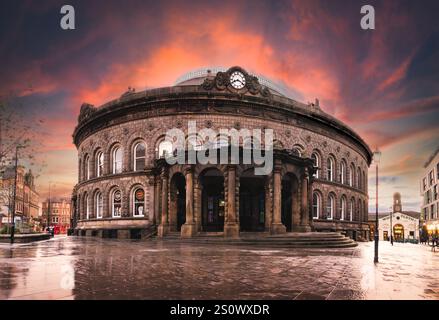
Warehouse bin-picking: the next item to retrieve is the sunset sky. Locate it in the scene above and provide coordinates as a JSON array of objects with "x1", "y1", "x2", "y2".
[{"x1": 1, "y1": 0, "x2": 438, "y2": 212}]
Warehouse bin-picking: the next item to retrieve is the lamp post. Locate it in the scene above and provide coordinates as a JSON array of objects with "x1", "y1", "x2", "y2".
[
  {"x1": 389, "y1": 206, "x2": 393, "y2": 246},
  {"x1": 10, "y1": 145, "x2": 24, "y2": 244},
  {"x1": 47, "y1": 182, "x2": 54, "y2": 233},
  {"x1": 373, "y1": 148, "x2": 381, "y2": 263}
]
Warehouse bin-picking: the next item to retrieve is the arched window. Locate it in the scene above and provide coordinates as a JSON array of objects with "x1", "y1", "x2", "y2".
[
  {"x1": 358, "y1": 199, "x2": 362, "y2": 221},
  {"x1": 84, "y1": 155, "x2": 90, "y2": 180},
  {"x1": 95, "y1": 192, "x2": 103, "y2": 219},
  {"x1": 340, "y1": 160, "x2": 346, "y2": 184},
  {"x1": 158, "y1": 140, "x2": 173, "y2": 158},
  {"x1": 362, "y1": 171, "x2": 366, "y2": 191},
  {"x1": 327, "y1": 156, "x2": 335, "y2": 181},
  {"x1": 312, "y1": 192, "x2": 321, "y2": 219},
  {"x1": 349, "y1": 198, "x2": 355, "y2": 221},
  {"x1": 326, "y1": 194, "x2": 335, "y2": 219},
  {"x1": 311, "y1": 152, "x2": 321, "y2": 179},
  {"x1": 96, "y1": 151, "x2": 104, "y2": 177},
  {"x1": 349, "y1": 164, "x2": 355, "y2": 187},
  {"x1": 363, "y1": 200, "x2": 367, "y2": 222},
  {"x1": 341, "y1": 196, "x2": 347, "y2": 220},
  {"x1": 133, "y1": 187, "x2": 145, "y2": 217},
  {"x1": 85, "y1": 194, "x2": 90, "y2": 219},
  {"x1": 112, "y1": 146, "x2": 123, "y2": 174},
  {"x1": 134, "y1": 142, "x2": 146, "y2": 171},
  {"x1": 292, "y1": 144, "x2": 304, "y2": 157},
  {"x1": 112, "y1": 189, "x2": 122, "y2": 218},
  {"x1": 357, "y1": 167, "x2": 362, "y2": 189}
]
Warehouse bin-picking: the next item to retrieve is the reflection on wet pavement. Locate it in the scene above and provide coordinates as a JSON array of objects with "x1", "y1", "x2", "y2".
[{"x1": 0, "y1": 236, "x2": 438, "y2": 300}]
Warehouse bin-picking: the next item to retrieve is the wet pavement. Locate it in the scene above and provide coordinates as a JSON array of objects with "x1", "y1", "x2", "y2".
[{"x1": 0, "y1": 236, "x2": 438, "y2": 300}]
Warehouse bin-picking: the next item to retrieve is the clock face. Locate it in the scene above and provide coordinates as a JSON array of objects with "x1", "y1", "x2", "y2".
[{"x1": 230, "y1": 71, "x2": 246, "y2": 89}]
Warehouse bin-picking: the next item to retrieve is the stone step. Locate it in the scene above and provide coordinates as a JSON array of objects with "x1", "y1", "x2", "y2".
[{"x1": 154, "y1": 231, "x2": 358, "y2": 248}]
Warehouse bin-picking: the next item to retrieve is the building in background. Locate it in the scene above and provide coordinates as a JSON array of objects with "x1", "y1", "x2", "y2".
[
  {"x1": 41, "y1": 198, "x2": 71, "y2": 234},
  {"x1": 0, "y1": 165, "x2": 40, "y2": 231},
  {"x1": 368, "y1": 193, "x2": 420, "y2": 242},
  {"x1": 420, "y1": 147, "x2": 439, "y2": 236}
]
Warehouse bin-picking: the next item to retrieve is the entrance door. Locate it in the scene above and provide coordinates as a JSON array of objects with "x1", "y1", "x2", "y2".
[
  {"x1": 281, "y1": 177, "x2": 293, "y2": 232},
  {"x1": 202, "y1": 189, "x2": 224, "y2": 231},
  {"x1": 200, "y1": 169, "x2": 225, "y2": 232},
  {"x1": 393, "y1": 224, "x2": 404, "y2": 241},
  {"x1": 239, "y1": 174, "x2": 266, "y2": 232},
  {"x1": 176, "y1": 193, "x2": 186, "y2": 231}
]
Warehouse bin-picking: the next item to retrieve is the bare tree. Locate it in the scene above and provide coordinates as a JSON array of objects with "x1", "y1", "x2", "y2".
[{"x1": 0, "y1": 92, "x2": 46, "y2": 174}]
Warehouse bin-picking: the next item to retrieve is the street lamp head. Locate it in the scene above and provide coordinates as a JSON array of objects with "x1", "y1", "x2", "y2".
[{"x1": 373, "y1": 148, "x2": 382, "y2": 164}]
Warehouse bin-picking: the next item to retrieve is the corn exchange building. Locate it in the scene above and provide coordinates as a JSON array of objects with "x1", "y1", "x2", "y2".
[{"x1": 71, "y1": 66, "x2": 372, "y2": 241}]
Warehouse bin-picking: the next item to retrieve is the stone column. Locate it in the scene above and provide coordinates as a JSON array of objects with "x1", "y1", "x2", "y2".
[
  {"x1": 181, "y1": 167, "x2": 197, "y2": 237},
  {"x1": 298, "y1": 173, "x2": 312, "y2": 232},
  {"x1": 271, "y1": 162, "x2": 286, "y2": 234},
  {"x1": 157, "y1": 168, "x2": 169, "y2": 237},
  {"x1": 264, "y1": 180, "x2": 272, "y2": 232},
  {"x1": 224, "y1": 166, "x2": 239, "y2": 238},
  {"x1": 153, "y1": 177, "x2": 161, "y2": 225}
]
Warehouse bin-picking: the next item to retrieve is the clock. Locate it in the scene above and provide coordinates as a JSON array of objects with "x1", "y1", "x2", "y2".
[{"x1": 230, "y1": 71, "x2": 246, "y2": 89}]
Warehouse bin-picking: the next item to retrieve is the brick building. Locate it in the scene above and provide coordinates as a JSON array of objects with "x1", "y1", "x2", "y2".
[
  {"x1": 0, "y1": 165, "x2": 40, "y2": 229},
  {"x1": 41, "y1": 199, "x2": 71, "y2": 233},
  {"x1": 71, "y1": 66, "x2": 372, "y2": 240},
  {"x1": 420, "y1": 147, "x2": 439, "y2": 235}
]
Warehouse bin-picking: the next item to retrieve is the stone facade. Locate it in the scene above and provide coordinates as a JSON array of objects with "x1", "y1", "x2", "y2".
[
  {"x1": 420, "y1": 147, "x2": 439, "y2": 233},
  {"x1": 71, "y1": 66, "x2": 373, "y2": 240}
]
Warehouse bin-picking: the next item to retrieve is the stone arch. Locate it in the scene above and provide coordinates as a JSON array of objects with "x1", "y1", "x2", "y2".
[{"x1": 292, "y1": 143, "x2": 305, "y2": 157}]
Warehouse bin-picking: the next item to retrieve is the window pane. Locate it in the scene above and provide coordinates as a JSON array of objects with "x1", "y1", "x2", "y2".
[
  {"x1": 113, "y1": 148, "x2": 122, "y2": 174},
  {"x1": 113, "y1": 190, "x2": 122, "y2": 217},
  {"x1": 136, "y1": 143, "x2": 146, "y2": 157},
  {"x1": 134, "y1": 188, "x2": 145, "y2": 216}
]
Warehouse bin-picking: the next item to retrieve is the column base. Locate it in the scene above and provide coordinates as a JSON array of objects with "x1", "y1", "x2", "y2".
[
  {"x1": 224, "y1": 223, "x2": 240, "y2": 239},
  {"x1": 292, "y1": 225, "x2": 312, "y2": 232},
  {"x1": 181, "y1": 223, "x2": 197, "y2": 238},
  {"x1": 157, "y1": 224, "x2": 169, "y2": 237},
  {"x1": 270, "y1": 223, "x2": 286, "y2": 235}
]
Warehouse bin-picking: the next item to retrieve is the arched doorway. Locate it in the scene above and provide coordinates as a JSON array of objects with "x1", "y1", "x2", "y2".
[
  {"x1": 239, "y1": 169, "x2": 266, "y2": 232},
  {"x1": 281, "y1": 173, "x2": 299, "y2": 232},
  {"x1": 200, "y1": 168, "x2": 225, "y2": 232},
  {"x1": 393, "y1": 224, "x2": 404, "y2": 241},
  {"x1": 170, "y1": 173, "x2": 186, "y2": 231}
]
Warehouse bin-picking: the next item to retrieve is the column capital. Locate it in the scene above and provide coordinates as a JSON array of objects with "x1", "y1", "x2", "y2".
[
  {"x1": 160, "y1": 166, "x2": 169, "y2": 179},
  {"x1": 184, "y1": 165, "x2": 194, "y2": 175}
]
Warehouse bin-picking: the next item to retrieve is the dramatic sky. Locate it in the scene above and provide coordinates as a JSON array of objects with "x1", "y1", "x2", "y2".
[{"x1": 1, "y1": 0, "x2": 438, "y2": 212}]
